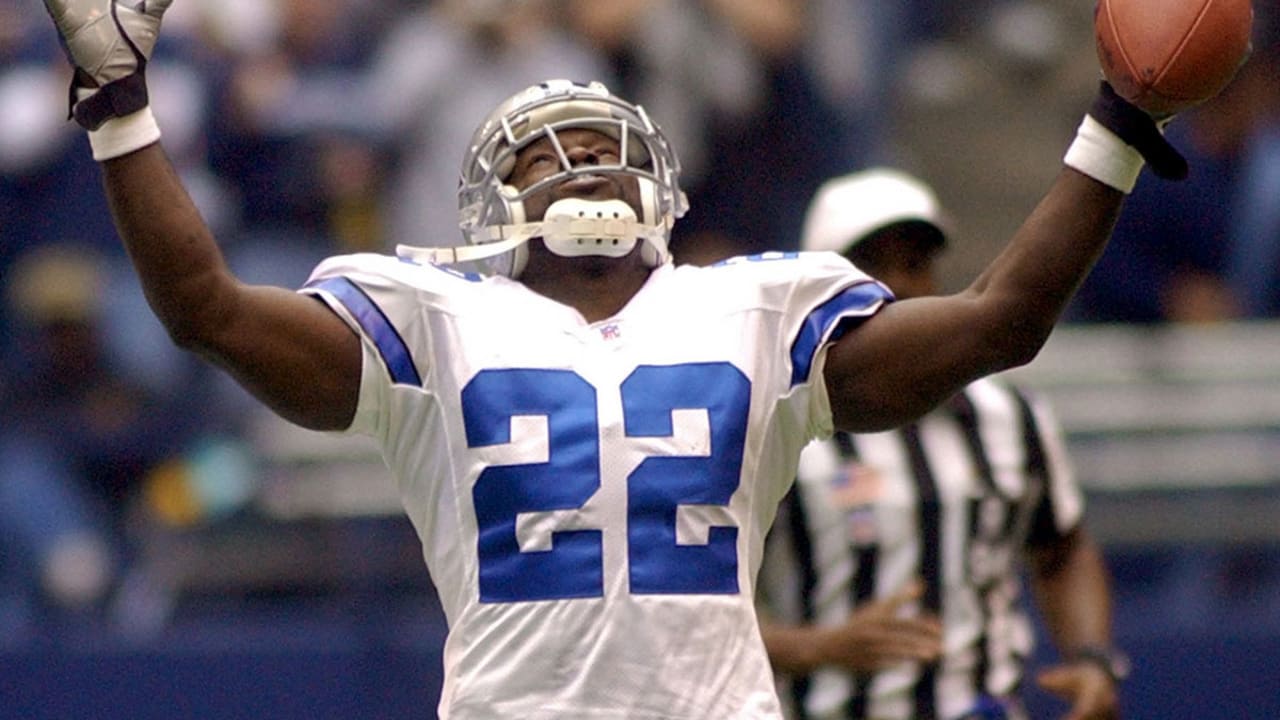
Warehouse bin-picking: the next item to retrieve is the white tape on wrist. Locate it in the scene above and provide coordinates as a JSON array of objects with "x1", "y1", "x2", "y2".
[
  {"x1": 1063, "y1": 115, "x2": 1145, "y2": 194},
  {"x1": 87, "y1": 106, "x2": 162, "y2": 161}
]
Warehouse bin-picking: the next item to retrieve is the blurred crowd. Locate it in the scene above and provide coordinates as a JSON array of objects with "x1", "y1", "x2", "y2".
[{"x1": 1, "y1": 0, "x2": 1278, "y2": 640}]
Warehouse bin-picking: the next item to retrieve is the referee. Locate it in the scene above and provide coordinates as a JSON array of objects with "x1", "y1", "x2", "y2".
[{"x1": 758, "y1": 169, "x2": 1125, "y2": 720}]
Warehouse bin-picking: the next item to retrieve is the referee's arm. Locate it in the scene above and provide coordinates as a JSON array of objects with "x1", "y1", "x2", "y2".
[
  {"x1": 1029, "y1": 527, "x2": 1122, "y2": 719},
  {"x1": 1028, "y1": 527, "x2": 1114, "y2": 656}
]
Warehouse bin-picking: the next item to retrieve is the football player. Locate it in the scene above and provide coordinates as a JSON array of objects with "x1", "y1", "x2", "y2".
[{"x1": 41, "y1": 1, "x2": 1187, "y2": 717}]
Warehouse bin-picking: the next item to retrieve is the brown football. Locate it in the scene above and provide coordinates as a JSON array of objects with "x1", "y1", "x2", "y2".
[{"x1": 1095, "y1": 0, "x2": 1254, "y2": 115}]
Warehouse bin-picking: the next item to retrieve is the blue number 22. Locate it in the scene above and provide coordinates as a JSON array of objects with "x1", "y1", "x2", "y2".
[{"x1": 463, "y1": 363, "x2": 749, "y2": 603}]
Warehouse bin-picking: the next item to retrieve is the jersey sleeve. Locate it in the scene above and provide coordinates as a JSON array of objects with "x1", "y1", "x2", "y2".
[
  {"x1": 701, "y1": 251, "x2": 894, "y2": 442},
  {"x1": 297, "y1": 253, "x2": 442, "y2": 437},
  {"x1": 770, "y1": 251, "x2": 895, "y2": 440}
]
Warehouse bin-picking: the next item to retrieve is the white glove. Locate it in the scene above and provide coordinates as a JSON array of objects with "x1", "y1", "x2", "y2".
[{"x1": 42, "y1": 0, "x2": 174, "y2": 130}]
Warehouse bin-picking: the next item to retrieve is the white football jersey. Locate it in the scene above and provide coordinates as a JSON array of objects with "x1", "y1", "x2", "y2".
[{"x1": 301, "y1": 251, "x2": 891, "y2": 719}]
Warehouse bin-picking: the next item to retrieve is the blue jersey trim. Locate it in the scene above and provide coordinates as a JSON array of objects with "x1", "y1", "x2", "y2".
[
  {"x1": 790, "y1": 283, "x2": 892, "y2": 387},
  {"x1": 308, "y1": 277, "x2": 423, "y2": 386}
]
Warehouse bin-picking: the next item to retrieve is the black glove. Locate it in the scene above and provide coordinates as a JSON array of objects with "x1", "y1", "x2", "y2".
[{"x1": 1087, "y1": 81, "x2": 1188, "y2": 181}]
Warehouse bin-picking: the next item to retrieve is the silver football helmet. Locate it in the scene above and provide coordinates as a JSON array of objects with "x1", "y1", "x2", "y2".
[{"x1": 397, "y1": 80, "x2": 688, "y2": 278}]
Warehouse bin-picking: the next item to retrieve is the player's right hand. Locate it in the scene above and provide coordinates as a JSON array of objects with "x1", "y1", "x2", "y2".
[{"x1": 41, "y1": 0, "x2": 174, "y2": 130}]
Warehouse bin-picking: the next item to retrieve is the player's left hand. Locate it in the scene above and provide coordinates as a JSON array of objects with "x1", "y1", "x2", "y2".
[
  {"x1": 41, "y1": 0, "x2": 174, "y2": 129},
  {"x1": 1036, "y1": 661, "x2": 1120, "y2": 720}
]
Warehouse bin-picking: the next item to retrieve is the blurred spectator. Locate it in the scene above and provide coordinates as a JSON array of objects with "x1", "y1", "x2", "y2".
[
  {"x1": 0, "y1": 247, "x2": 182, "y2": 628},
  {"x1": 0, "y1": 244, "x2": 260, "y2": 640},
  {"x1": 1224, "y1": 24, "x2": 1280, "y2": 318},
  {"x1": 204, "y1": 0, "x2": 391, "y2": 272},
  {"x1": 566, "y1": 0, "x2": 877, "y2": 261},
  {"x1": 0, "y1": 7, "x2": 117, "y2": 309},
  {"x1": 882, "y1": 0, "x2": 1074, "y2": 110},
  {"x1": 1068, "y1": 31, "x2": 1280, "y2": 324},
  {"x1": 369, "y1": 0, "x2": 608, "y2": 253}
]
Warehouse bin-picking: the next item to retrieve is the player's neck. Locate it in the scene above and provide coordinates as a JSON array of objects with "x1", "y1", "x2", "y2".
[{"x1": 520, "y1": 253, "x2": 653, "y2": 324}]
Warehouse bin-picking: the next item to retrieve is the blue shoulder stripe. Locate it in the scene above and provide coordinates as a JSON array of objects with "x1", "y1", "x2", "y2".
[
  {"x1": 308, "y1": 277, "x2": 423, "y2": 387},
  {"x1": 790, "y1": 283, "x2": 892, "y2": 387}
]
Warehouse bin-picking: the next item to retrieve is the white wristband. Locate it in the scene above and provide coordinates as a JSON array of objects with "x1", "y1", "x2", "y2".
[
  {"x1": 87, "y1": 106, "x2": 162, "y2": 161},
  {"x1": 1063, "y1": 115, "x2": 1145, "y2": 194}
]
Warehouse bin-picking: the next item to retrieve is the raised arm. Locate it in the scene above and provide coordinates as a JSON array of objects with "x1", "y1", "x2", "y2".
[
  {"x1": 43, "y1": 0, "x2": 360, "y2": 431},
  {"x1": 102, "y1": 146, "x2": 361, "y2": 431},
  {"x1": 824, "y1": 86, "x2": 1187, "y2": 433},
  {"x1": 826, "y1": 167, "x2": 1121, "y2": 432}
]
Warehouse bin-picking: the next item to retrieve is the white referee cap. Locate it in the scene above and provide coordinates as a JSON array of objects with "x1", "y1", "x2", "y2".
[{"x1": 800, "y1": 167, "x2": 952, "y2": 254}]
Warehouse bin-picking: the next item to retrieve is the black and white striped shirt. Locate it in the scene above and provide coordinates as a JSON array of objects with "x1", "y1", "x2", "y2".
[{"x1": 759, "y1": 376, "x2": 1083, "y2": 720}]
